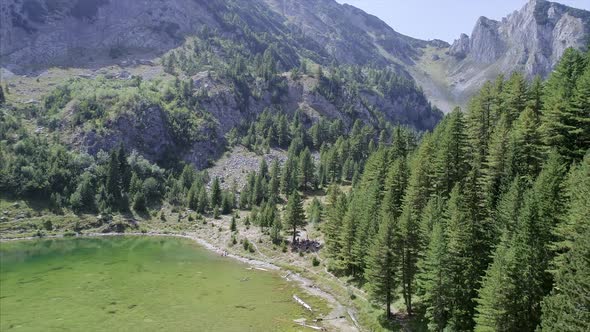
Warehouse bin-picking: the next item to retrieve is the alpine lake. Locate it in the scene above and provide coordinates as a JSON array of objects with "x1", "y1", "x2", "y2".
[{"x1": 0, "y1": 236, "x2": 329, "y2": 331}]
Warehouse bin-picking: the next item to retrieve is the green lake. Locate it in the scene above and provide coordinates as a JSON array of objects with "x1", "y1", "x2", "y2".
[{"x1": 0, "y1": 236, "x2": 325, "y2": 331}]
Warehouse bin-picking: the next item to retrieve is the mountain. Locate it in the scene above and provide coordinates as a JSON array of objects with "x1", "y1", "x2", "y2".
[
  {"x1": 415, "y1": 0, "x2": 590, "y2": 109},
  {"x1": 0, "y1": 0, "x2": 442, "y2": 73},
  {"x1": 0, "y1": 0, "x2": 442, "y2": 169},
  {"x1": 1, "y1": 0, "x2": 588, "y2": 116}
]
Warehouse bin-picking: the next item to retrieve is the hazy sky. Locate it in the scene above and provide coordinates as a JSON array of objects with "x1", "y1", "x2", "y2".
[{"x1": 335, "y1": 0, "x2": 590, "y2": 43}]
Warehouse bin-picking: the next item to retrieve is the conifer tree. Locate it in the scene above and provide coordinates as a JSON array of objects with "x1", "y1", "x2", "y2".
[
  {"x1": 230, "y1": 216, "x2": 237, "y2": 232},
  {"x1": 551, "y1": 155, "x2": 590, "y2": 267},
  {"x1": 117, "y1": 144, "x2": 131, "y2": 192},
  {"x1": 540, "y1": 226, "x2": 590, "y2": 332},
  {"x1": 129, "y1": 171, "x2": 142, "y2": 198},
  {"x1": 381, "y1": 158, "x2": 408, "y2": 220},
  {"x1": 508, "y1": 107, "x2": 544, "y2": 178},
  {"x1": 308, "y1": 197, "x2": 322, "y2": 224},
  {"x1": 467, "y1": 82, "x2": 495, "y2": 164},
  {"x1": 541, "y1": 48, "x2": 586, "y2": 160},
  {"x1": 566, "y1": 62, "x2": 590, "y2": 161},
  {"x1": 221, "y1": 191, "x2": 233, "y2": 214},
  {"x1": 211, "y1": 177, "x2": 222, "y2": 208},
  {"x1": 197, "y1": 187, "x2": 209, "y2": 213},
  {"x1": 337, "y1": 201, "x2": 360, "y2": 275},
  {"x1": 509, "y1": 191, "x2": 548, "y2": 331},
  {"x1": 298, "y1": 147, "x2": 314, "y2": 190},
  {"x1": 105, "y1": 150, "x2": 122, "y2": 208},
  {"x1": 418, "y1": 196, "x2": 445, "y2": 248},
  {"x1": 481, "y1": 114, "x2": 511, "y2": 210},
  {"x1": 365, "y1": 217, "x2": 400, "y2": 318},
  {"x1": 284, "y1": 191, "x2": 305, "y2": 243},
  {"x1": 417, "y1": 221, "x2": 451, "y2": 332},
  {"x1": 494, "y1": 177, "x2": 527, "y2": 236},
  {"x1": 268, "y1": 160, "x2": 280, "y2": 201},
  {"x1": 433, "y1": 108, "x2": 469, "y2": 198},
  {"x1": 474, "y1": 233, "x2": 517, "y2": 332},
  {"x1": 324, "y1": 185, "x2": 347, "y2": 257},
  {"x1": 270, "y1": 214, "x2": 283, "y2": 244},
  {"x1": 444, "y1": 185, "x2": 478, "y2": 331},
  {"x1": 0, "y1": 85, "x2": 5, "y2": 105},
  {"x1": 187, "y1": 183, "x2": 199, "y2": 211},
  {"x1": 528, "y1": 75, "x2": 544, "y2": 119},
  {"x1": 259, "y1": 158, "x2": 269, "y2": 179},
  {"x1": 502, "y1": 72, "x2": 529, "y2": 124},
  {"x1": 352, "y1": 182, "x2": 382, "y2": 276}
]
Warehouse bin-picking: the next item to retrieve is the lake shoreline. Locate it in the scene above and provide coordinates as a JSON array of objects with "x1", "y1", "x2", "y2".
[{"x1": 1, "y1": 231, "x2": 359, "y2": 332}]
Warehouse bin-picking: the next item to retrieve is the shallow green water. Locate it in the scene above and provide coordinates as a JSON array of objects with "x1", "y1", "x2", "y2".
[{"x1": 0, "y1": 236, "x2": 324, "y2": 331}]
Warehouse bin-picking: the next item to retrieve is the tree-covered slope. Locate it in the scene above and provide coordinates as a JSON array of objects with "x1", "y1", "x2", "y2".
[{"x1": 322, "y1": 47, "x2": 589, "y2": 330}]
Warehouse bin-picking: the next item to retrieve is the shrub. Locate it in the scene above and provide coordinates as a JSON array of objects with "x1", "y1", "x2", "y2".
[
  {"x1": 312, "y1": 256, "x2": 320, "y2": 267},
  {"x1": 43, "y1": 219, "x2": 53, "y2": 231}
]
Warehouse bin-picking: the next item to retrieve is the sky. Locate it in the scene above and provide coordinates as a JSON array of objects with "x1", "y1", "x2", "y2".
[{"x1": 335, "y1": 0, "x2": 590, "y2": 43}]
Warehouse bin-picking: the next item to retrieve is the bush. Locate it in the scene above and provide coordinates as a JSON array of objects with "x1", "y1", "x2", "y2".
[
  {"x1": 243, "y1": 239, "x2": 255, "y2": 253},
  {"x1": 312, "y1": 256, "x2": 320, "y2": 267},
  {"x1": 43, "y1": 219, "x2": 53, "y2": 231}
]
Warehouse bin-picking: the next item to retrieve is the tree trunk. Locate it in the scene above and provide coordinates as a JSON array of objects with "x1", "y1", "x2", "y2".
[
  {"x1": 407, "y1": 282, "x2": 413, "y2": 315},
  {"x1": 293, "y1": 225, "x2": 297, "y2": 243},
  {"x1": 386, "y1": 293, "x2": 391, "y2": 319},
  {"x1": 402, "y1": 251, "x2": 409, "y2": 312}
]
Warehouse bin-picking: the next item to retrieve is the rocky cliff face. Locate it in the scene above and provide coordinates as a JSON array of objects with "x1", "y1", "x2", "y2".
[
  {"x1": 262, "y1": 0, "x2": 437, "y2": 67},
  {"x1": 0, "y1": 0, "x2": 226, "y2": 72},
  {"x1": 0, "y1": 0, "x2": 440, "y2": 75},
  {"x1": 445, "y1": 0, "x2": 589, "y2": 104},
  {"x1": 1, "y1": 0, "x2": 588, "y2": 114}
]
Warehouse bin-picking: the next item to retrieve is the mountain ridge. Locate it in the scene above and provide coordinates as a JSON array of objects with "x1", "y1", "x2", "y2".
[
  {"x1": 1, "y1": 0, "x2": 588, "y2": 113},
  {"x1": 441, "y1": 0, "x2": 590, "y2": 106}
]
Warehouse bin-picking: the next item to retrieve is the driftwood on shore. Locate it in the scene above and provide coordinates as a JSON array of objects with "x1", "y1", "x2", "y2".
[
  {"x1": 293, "y1": 294, "x2": 313, "y2": 311},
  {"x1": 295, "y1": 321, "x2": 325, "y2": 331},
  {"x1": 348, "y1": 309, "x2": 361, "y2": 329}
]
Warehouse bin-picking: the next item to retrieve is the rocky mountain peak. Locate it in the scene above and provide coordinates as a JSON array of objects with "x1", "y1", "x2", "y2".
[{"x1": 439, "y1": 0, "x2": 589, "y2": 110}]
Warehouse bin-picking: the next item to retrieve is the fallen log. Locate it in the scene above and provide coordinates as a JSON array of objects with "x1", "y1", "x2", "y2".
[
  {"x1": 295, "y1": 321, "x2": 325, "y2": 331},
  {"x1": 348, "y1": 309, "x2": 360, "y2": 329},
  {"x1": 293, "y1": 294, "x2": 313, "y2": 311}
]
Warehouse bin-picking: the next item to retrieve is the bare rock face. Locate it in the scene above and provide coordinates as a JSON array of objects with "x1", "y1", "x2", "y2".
[
  {"x1": 0, "y1": 0, "x2": 222, "y2": 73},
  {"x1": 2, "y1": 0, "x2": 587, "y2": 117},
  {"x1": 449, "y1": 34, "x2": 471, "y2": 59},
  {"x1": 0, "y1": 0, "x2": 443, "y2": 75},
  {"x1": 469, "y1": 17, "x2": 505, "y2": 64},
  {"x1": 448, "y1": 0, "x2": 589, "y2": 102}
]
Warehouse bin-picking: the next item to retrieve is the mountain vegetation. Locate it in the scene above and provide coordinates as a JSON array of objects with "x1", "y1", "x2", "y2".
[
  {"x1": 322, "y1": 48, "x2": 590, "y2": 330},
  {"x1": 1, "y1": 0, "x2": 589, "y2": 331}
]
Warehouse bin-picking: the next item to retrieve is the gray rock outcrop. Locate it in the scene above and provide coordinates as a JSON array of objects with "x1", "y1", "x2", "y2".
[
  {"x1": 449, "y1": 34, "x2": 471, "y2": 59},
  {"x1": 445, "y1": 0, "x2": 589, "y2": 105}
]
